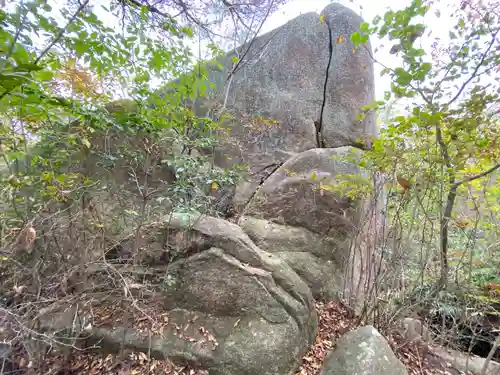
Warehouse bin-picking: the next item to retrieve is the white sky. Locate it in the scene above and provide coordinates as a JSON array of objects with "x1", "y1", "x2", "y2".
[
  {"x1": 6, "y1": 0, "x2": 462, "y2": 103},
  {"x1": 81, "y1": 0, "x2": 463, "y2": 102},
  {"x1": 255, "y1": 0, "x2": 459, "y2": 101}
]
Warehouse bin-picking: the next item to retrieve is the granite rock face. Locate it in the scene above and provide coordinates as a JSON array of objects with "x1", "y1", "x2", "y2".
[
  {"x1": 39, "y1": 213, "x2": 317, "y2": 375},
  {"x1": 42, "y1": 4, "x2": 381, "y2": 375},
  {"x1": 320, "y1": 3, "x2": 377, "y2": 148},
  {"x1": 181, "y1": 3, "x2": 376, "y2": 206},
  {"x1": 239, "y1": 147, "x2": 369, "y2": 301}
]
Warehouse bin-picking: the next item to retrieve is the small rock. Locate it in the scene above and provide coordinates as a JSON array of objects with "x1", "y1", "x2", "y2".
[
  {"x1": 397, "y1": 317, "x2": 431, "y2": 344},
  {"x1": 319, "y1": 325, "x2": 408, "y2": 375}
]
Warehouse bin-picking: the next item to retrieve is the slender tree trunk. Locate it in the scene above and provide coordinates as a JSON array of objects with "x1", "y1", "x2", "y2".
[{"x1": 438, "y1": 185, "x2": 458, "y2": 290}]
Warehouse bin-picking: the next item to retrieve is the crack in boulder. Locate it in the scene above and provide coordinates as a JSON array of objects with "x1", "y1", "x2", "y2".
[
  {"x1": 242, "y1": 161, "x2": 284, "y2": 212},
  {"x1": 317, "y1": 22, "x2": 334, "y2": 149}
]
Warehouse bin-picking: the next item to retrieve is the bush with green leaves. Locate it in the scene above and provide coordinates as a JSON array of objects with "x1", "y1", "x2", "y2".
[
  {"x1": 323, "y1": 1, "x2": 500, "y2": 345},
  {"x1": 0, "y1": 0, "x2": 250, "y2": 360}
]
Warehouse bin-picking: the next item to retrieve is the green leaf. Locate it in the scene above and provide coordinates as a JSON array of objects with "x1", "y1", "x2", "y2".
[
  {"x1": 181, "y1": 26, "x2": 193, "y2": 37},
  {"x1": 420, "y1": 62, "x2": 432, "y2": 72},
  {"x1": 394, "y1": 67, "x2": 412, "y2": 85},
  {"x1": 37, "y1": 70, "x2": 54, "y2": 81},
  {"x1": 74, "y1": 41, "x2": 88, "y2": 57},
  {"x1": 384, "y1": 11, "x2": 394, "y2": 23},
  {"x1": 350, "y1": 31, "x2": 361, "y2": 46},
  {"x1": 16, "y1": 63, "x2": 43, "y2": 72}
]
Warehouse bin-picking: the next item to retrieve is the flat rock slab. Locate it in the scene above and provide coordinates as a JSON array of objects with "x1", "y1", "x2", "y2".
[{"x1": 432, "y1": 346, "x2": 500, "y2": 375}]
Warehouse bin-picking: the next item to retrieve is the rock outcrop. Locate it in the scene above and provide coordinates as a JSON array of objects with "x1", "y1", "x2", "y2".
[
  {"x1": 238, "y1": 147, "x2": 367, "y2": 300},
  {"x1": 432, "y1": 346, "x2": 500, "y2": 375},
  {"x1": 243, "y1": 147, "x2": 363, "y2": 238},
  {"x1": 178, "y1": 2, "x2": 376, "y2": 207},
  {"x1": 396, "y1": 318, "x2": 431, "y2": 345},
  {"x1": 40, "y1": 213, "x2": 317, "y2": 375},
  {"x1": 38, "y1": 3, "x2": 381, "y2": 375},
  {"x1": 319, "y1": 325, "x2": 409, "y2": 375}
]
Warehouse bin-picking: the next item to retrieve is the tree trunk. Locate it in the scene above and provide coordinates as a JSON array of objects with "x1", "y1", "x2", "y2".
[{"x1": 438, "y1": 185, "x2": 458, "y2": 290}]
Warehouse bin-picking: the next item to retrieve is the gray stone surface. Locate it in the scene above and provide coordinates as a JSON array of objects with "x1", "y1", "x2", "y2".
[
  {"x1": 243, "y1": 147, "x2": 363, "y2": 241},
  {"x1": 320, "y1": 325, "x2": 408, "y2": 375},
  {"x1": 238, "y1": 215, "x2": 343, "y2": 300},
  {"x1": 240, "y1": 147, "x2": 374, "y2": 304},
  {"x1": 167, "y1": 3, "x2": 377, "y2": 206},
  {"x1": 433, "y1": 346, "x2": 500, "y2": 375},
  {"x1": 34, "y1": 4, "x2": 380, "y2": 374},
  {"x1": 40, "y1": 213, "x2": 317, "y2": 375},
  {"x1": 321, "y1": 3, "x2": 377, "y2": 148},
  {"x1": 397, "y1": 318, "x2": 431, "y2": 344}
]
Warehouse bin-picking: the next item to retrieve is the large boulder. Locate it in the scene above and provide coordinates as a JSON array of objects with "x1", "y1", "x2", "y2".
[
  {"x1": 319, "y1": 325, "x2": 408, "y2": 375},
  {"x1": 238, "y1": 216, "x2": 343, "y2": 301},
  {"x1": 40, "y1": 214, "x2": 317, "y2": 375},
  {"x1": 239, "y1": 147, "x2": 376, "y2": 304},
  {"x1": 320, "y1": 3, "x2": 377, "y2": 148},
  {"x1": 243, "y1": 147, "x2": 363, "y2": 244},
  {"x1": 176, "y1": 3, "x2": 376, "y2": 206}
]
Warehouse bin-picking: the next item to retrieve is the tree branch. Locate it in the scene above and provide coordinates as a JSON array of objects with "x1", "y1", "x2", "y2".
[
  {"x1": 453, "y1": 161, "x2": 500, "y2": 188},
  {"x1": 35, "y1": 0, "x2": 90, "y2": 64},
  {"x1": 446, "y1": 27, "x2": 500, "y2": 107},
  {"x1": 361, "y1": 44, "x2": 435, "y2": 109},
  {"x1": 0, "y1": 0, "x2": 90, "y2": 101},
  {"x1": 229, "y1": 0, "x2": 275, "y2": 78},
  {"x1": 0, "y1": 0, "x2": 28, "y2": 74},
  {"x1": 123, "y1": 0, "x2": 172, "y2": 19}
]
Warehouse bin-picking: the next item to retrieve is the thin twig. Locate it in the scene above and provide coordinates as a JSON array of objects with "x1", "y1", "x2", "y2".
[
  {"x1": 453, "y1": 161, "x2": 500, "y2": 188},
  {"x1": 34, "y1": 0, "x2": 90, "y2": 65}
]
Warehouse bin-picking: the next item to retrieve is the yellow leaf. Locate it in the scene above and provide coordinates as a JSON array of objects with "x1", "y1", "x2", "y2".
[
  {"x1": 319, "y1": 14, "x2": 325, "y2": 23},
  {"x1": 211, "y1": 182, "x2": 218, "y2": 190},
  {"x1": 335, "y1": 35, "x2": 345, "y2": 44},
  {"x1": 311, "y1": 172, "x2": 317, "y2": 181}
]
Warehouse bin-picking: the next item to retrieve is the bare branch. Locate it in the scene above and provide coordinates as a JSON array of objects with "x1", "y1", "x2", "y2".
[
  {"x1": 453, "y1": 161, "x2": 500, "y2": 188},
  {"x1": 446, "y1": 27, "x2": 500, "y2": 107},
  {"x1": 35, "y1": 0, "x2": 91, "y2": 64}
]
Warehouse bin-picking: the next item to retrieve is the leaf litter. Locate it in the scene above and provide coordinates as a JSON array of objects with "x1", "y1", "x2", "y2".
[
  {"x1": 295, "y1": 300, "x2": 479, "y2": 375},
  {"x1": 4, "y1": 299, "x2": 482, "y2": 374}
]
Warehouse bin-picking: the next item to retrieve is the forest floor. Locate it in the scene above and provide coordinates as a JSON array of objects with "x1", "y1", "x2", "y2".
[{"x1": 4, "y1": 300, "x2": 478, "y2": 375}]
